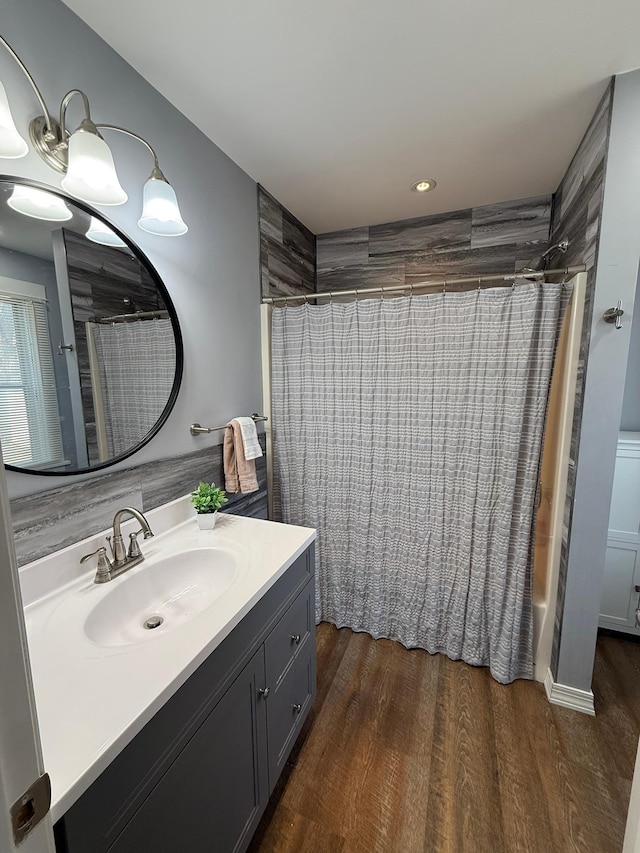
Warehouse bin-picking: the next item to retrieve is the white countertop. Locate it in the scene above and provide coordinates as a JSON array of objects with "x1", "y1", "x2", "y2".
[{"x1": 20, "y1": 498, "x2": 315, "y2": 823}]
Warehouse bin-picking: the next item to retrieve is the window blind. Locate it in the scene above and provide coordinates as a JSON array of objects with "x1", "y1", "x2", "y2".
[{"x1": 0, "y1": 281, "x2": 64, "y2": 467}]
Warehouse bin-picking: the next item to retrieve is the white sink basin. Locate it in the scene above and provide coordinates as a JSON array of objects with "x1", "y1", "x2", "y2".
[{"x1": 84, "y1": 547, "x2": 238, "y2": 648}]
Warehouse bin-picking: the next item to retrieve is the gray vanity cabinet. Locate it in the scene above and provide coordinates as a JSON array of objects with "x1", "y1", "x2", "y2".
[
  {"x1": 53, "y1": 545, "x2": 315, "y2": 853},
  {"x1": 110, "y1": 646, "x2": 268, "y2": 853}
]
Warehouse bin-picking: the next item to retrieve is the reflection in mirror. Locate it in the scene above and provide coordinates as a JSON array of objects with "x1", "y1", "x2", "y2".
[{"x1": 0, "y1": 178, "x2": 182, "y2": 475}]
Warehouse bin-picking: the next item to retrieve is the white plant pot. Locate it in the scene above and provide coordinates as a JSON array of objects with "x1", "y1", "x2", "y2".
[{"x1": 196, "y1": 512, "x2": 218, "y2": 530}]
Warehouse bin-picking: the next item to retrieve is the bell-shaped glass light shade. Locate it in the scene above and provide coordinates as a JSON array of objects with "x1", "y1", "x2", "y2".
[
  {"x1": 61, "y1": 127, "x2": 127, "y2": 206},
  {"x1": 138, "y1": 177, "x2": 188, "y2": 236},
  {"x1": 7, "y1": 185, "x2": 72, "y2": 221},
  {"x1": 0, "y1": 81, "x2": 28, "y2": 158},
  {"x1": 85, "y1": 216, "x2": 127, "y2": 248}
]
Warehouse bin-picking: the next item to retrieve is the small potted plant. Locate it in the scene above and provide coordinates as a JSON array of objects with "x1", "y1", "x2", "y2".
[{"x1": 190, "y1": 482, "x2": 228, "y2": 530}]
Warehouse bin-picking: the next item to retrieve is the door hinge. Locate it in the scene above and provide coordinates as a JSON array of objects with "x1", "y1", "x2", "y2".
[{"x1": 10, "y1": 772, "x2": 51, "y2": 845}]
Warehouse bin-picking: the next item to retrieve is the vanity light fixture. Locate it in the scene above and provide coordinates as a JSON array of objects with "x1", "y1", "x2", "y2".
[
  {"x1": 85, "y1": 216, "x2": 128, "y2": 248},
  {"x1": 139, "y1": 167, "x2": 188, "y2": 236},
  {"x1": 0, "y1": 79, "x2": 28, "y2": 157},
  {"x1": 0, "y1": 35, "x2": 188, "y2": 235},
  {"x1": 410, "y1": 179, "x2": 437, "y2": 193},
  {"x1": 7, "y1": 184, "x2": 72, "y2": 221}
]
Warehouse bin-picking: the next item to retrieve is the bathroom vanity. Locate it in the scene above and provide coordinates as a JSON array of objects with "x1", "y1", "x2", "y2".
[{"x1": 20, "y1": 500, "x2": 316, "y2": 853}]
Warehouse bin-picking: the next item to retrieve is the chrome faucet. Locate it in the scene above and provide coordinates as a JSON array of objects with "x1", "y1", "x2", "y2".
[{"x1": 81, "y1": 506, "x2": 154, "y2": 584}]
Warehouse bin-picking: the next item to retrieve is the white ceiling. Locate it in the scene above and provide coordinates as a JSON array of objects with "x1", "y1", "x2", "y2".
[{"x1": 62, "y1": 0, "x2": 640, "y2": 234}]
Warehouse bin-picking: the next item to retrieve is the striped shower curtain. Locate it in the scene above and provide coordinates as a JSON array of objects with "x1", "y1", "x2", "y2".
[
  {"x1": 271, "y1": 283, "x2": 565, "y2": 684},
  {"x1": 90, "y1": 318, "x2": 176, "y2": 457}
]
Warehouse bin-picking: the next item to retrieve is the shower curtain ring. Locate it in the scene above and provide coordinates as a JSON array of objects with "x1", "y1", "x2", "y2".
[
  {"x1": 478, "y1": 276, "x2": 482, "y2": 291},
  {"x1": 442, "y1": 278, "x2": 447, "y2": 294}
]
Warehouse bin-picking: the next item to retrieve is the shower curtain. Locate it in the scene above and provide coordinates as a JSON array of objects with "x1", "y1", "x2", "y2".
[
  {"x1": 271, "y1": 283, "x2": 565, "y2": 684},
  {"x1": 90, "y1": 318, "x2": 175, "y2": 457}
]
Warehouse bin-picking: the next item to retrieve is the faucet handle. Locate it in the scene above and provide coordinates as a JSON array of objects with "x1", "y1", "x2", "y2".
[
  {"x1": 80, "y1": 547, "x2": 112, "y2": 583},
  {"x1": 128, "y1": 530, "x2": 143, "y2": 559}
]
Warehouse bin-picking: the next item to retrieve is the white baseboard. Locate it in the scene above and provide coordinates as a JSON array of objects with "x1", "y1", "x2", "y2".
[{"x1": 544, "y1": 667, "x2": 596, "y2": 716}]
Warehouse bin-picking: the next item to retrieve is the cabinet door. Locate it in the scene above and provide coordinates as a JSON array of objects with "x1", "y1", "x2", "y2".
[
  {"x1": 108, "y1": 647, "x2": 268, "y2": 853},
  {"x1": 600, "y1": 542, "x2": 640, "y2": 632}
]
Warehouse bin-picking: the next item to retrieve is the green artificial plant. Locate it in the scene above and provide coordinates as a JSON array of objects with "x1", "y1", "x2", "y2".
[{"x1": 190, "y1": 482, "x2": 228, "y2": 514}]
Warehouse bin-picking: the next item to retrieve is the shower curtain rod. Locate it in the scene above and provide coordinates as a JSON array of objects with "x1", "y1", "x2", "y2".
[
  {"x1": 96, "y1": 309, "x2": 170, "y2": 323},
  {"x1": 261, "y1": 265, "x2": 587, "y2": 304}
]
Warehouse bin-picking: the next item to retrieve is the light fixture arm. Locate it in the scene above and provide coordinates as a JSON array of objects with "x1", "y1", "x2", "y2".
[
  {"x1": 0, "y1": 34, "x2": 56, "y2": 137},
  {"x1": 59, "y1": 88, "x2": 93, "y2": 144},
  {"x1": 95, "y1": 124, "x2": 163, "y2": 175}
]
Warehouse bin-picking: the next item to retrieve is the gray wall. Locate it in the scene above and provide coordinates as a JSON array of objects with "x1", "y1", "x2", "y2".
[
  {"x1": 555, "y1": 70, "x2": 640, "y2": 691},
  {"x1": 2, "y1": 0, "x2": 262, "y2": 504},
  {"x1": 620, "y1": 291, "x2": 640, "y2": 431},
  {"x1": 316, "y1": 196, "x2": 552, "y2": 290}
]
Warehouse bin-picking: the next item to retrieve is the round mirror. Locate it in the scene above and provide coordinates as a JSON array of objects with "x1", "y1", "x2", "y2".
[{"x1": 0, "y1": 177, "x2": 183, "y2": 475}]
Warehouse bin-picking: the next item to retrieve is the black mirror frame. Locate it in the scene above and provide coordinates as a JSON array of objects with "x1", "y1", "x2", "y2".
[{"x1": 0, "y1": 175, "x2": 184, "y2": 477}]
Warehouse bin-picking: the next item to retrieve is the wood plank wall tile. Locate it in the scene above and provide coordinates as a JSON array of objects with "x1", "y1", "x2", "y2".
[
  {"x1": 370, "y1": 209, "x2": 471, "y2": 255},
  {"x1": 10, "y1": 436, "x2": 267, "y2": 566},
  {"x1": 317, "y1": 195, "x2": 552, "y2": 293},
  {"x1": 470, "y1": 196, "x2": 552, "y2": 247},
  {"x1": 258, "y1": 186, "x2": 316, "y2": 299},
  {"x1": 549, "y1": 82, "x2": 613, "y2": 676}
]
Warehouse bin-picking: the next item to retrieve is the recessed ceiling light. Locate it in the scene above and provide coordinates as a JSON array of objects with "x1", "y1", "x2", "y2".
[{"x1": 411, "y1": 179, "x2": 436, "y2": 193}]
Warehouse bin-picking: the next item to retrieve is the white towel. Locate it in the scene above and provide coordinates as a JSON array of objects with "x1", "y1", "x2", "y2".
[{"x1": 234, "y1": 416, "x2": 263, "y2": 460}]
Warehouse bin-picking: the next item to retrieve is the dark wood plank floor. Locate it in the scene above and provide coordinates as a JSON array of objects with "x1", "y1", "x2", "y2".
[{"x1": 249, "y1": 624, "x2": 640, "y2": 853}]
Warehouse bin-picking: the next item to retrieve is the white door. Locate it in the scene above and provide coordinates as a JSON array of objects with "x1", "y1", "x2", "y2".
[{"x1": 0, "y1": 443, "x2": 55, "y2": 852}]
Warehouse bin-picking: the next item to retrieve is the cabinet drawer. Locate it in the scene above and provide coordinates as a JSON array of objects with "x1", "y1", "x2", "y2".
[
  {"x1": 267, "y1": 647, "x2": 315, "y2": 793},
  {"x1": 265, "y1": 580, "x2": 313, "y2": 688}
]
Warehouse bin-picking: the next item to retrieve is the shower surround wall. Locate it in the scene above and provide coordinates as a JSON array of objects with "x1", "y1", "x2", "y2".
[
  {"x1": 548, "y1": 83, "x2": 613, "y2": 677},
  {"x1": 258, "y1": 186, "x2": 316, "y2": 299},
  {"x1": 317, "y1": 195, "x2": 552, "y2": 291}
]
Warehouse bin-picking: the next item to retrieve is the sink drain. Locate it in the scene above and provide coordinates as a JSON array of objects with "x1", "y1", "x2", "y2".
[{"x1": 143, "y1": 615, "x2": 164, "y2": 630}]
